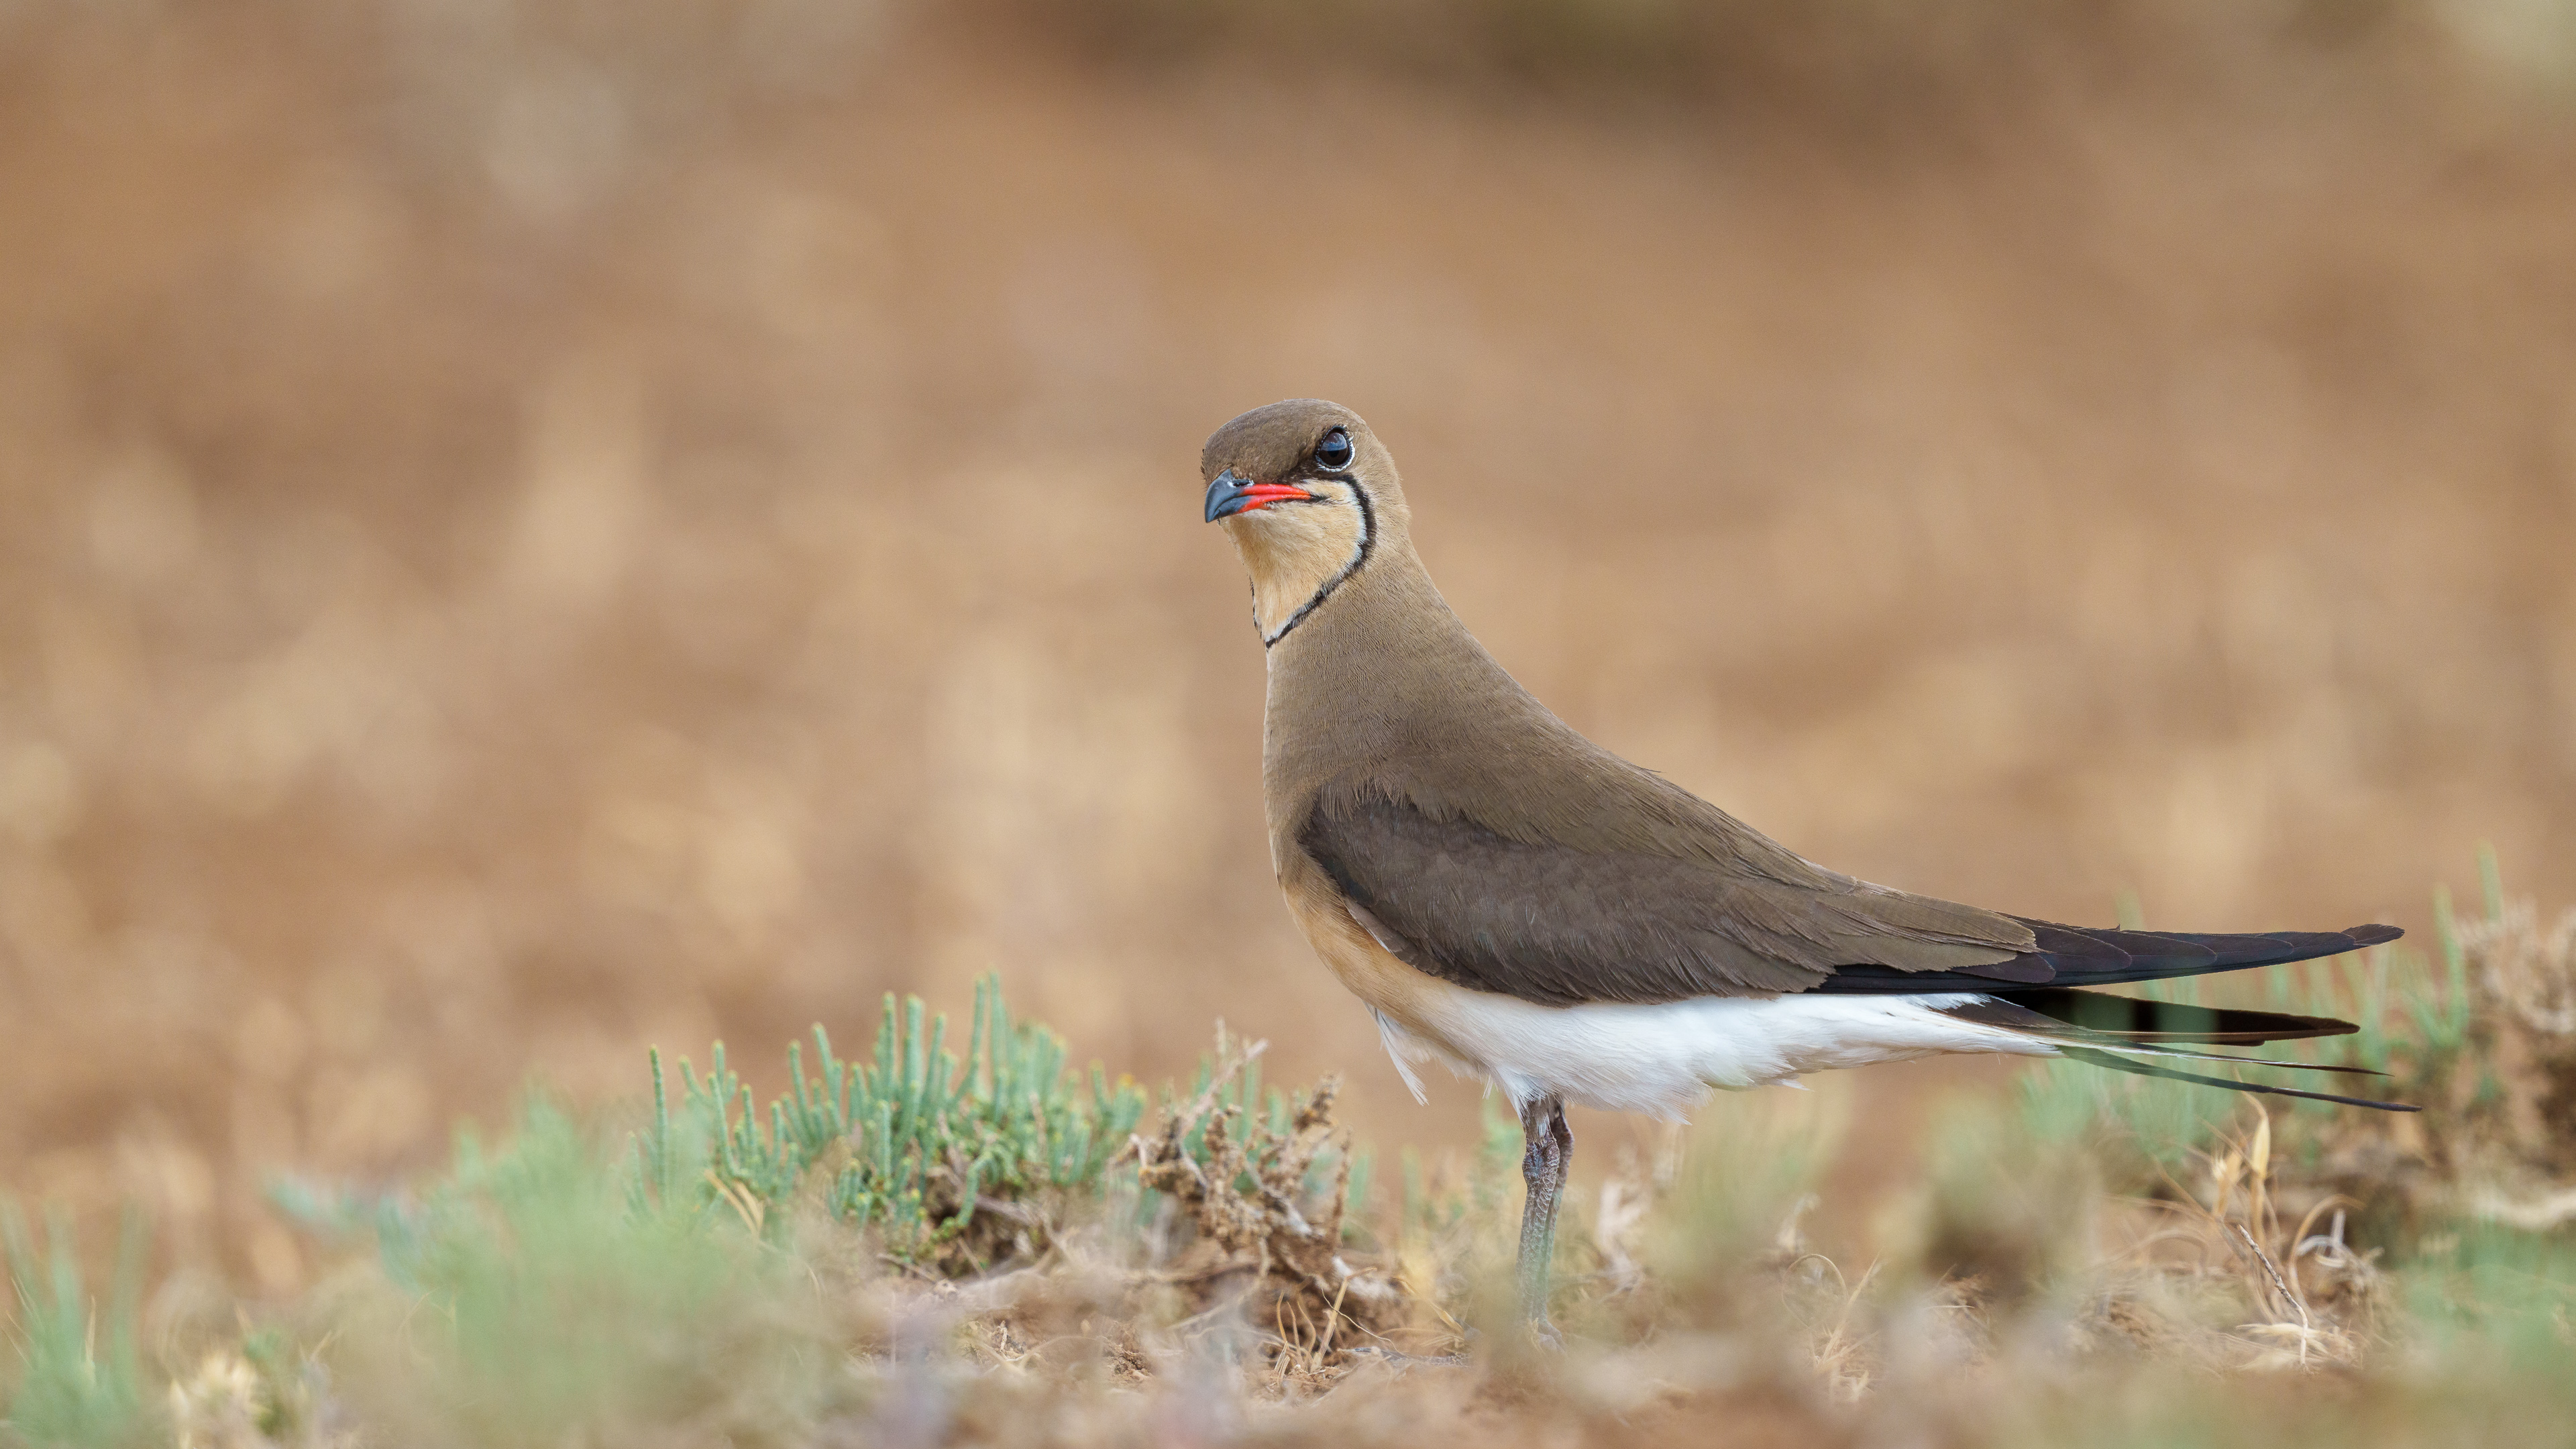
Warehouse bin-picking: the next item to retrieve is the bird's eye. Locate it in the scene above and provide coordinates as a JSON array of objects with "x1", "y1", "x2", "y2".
[{"x1": 1313, "y1": 427, "x2": 1353, "y2": 472}]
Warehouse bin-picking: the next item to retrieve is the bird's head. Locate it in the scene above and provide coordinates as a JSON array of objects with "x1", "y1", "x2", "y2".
[{"x1": 1201, "y1": 399, "x2": 1407, "y2": 645}]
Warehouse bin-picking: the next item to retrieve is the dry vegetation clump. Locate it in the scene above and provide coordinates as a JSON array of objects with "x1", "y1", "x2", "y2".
[
  {"x1": 1126, "y1": 1028, "x2": 1417, "y2": 1384},
  {"x1": 2243, "y1": 859, "x2": 2576, "y2": 1239},
  {"x1": 2451, "y1": 897, "x2": 2576, "y2": 1212},
  {"x1": 2087, "y1": 1112, "x2": 2390, "y2": 1372}
]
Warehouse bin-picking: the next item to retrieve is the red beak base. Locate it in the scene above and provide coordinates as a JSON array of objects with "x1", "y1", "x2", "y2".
[
  {"x1": 1234, "y1": 483, "x2": 1315, "y2": 513},
  {"x1": 1205, "y1": 468, "x2": 1319, "y2": 521}
]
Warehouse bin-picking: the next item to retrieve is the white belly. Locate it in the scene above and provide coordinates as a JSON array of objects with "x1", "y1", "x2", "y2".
[{"x1": 1373, "y1": 988, "x2": 2056, "y2": 1118}]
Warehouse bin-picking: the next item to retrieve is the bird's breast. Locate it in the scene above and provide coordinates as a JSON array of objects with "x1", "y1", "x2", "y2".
[{"x1": 1279, "y1": 865, "x2": 1449, "y2": 1038}]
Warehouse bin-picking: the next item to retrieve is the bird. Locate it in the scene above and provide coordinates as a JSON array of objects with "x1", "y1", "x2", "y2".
[{"x1": 1199, "y1": 397, "x2": 2414, "y2": 1338}]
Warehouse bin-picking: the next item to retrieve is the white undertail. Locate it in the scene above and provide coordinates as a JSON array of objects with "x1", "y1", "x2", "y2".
[{"x1": 1373, "y1": 988, "x2": 2060, "y2": 1118}]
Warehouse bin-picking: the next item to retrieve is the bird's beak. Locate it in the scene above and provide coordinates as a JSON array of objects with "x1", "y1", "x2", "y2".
[{"x1": 1204, "y1": 469, "x2": 1314, "y2": 523}]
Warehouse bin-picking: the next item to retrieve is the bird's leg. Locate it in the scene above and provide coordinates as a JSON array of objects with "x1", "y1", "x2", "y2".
[{"x1": 1516, "y1": 1094, "x2": 1571, "y2": 1338}]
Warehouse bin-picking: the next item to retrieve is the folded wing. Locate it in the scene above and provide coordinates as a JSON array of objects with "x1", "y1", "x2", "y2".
[
  {"x1": 1301, "y1": 790, "x2": 2037, "y2": 1004},
  {"x1": 1298, "y1": 790, "x2": 2397, "y2": 1007}
]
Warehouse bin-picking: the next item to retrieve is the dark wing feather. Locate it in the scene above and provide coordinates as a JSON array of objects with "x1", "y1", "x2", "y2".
[
  {"x1": 1299, "y1": 791, "x2": 2035, "y2": 1006},
  {"x1": 1299, "y1": 792, "x2": 2402, "y2": 1007},
  {"x1": 1813, "y1": 921, "x2": 2402, "y2": 993}
]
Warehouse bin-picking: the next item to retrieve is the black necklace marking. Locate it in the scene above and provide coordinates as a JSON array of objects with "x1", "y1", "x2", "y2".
[{"x1": 1261, "y1": 482, "x2": 1375, "y2": 649}]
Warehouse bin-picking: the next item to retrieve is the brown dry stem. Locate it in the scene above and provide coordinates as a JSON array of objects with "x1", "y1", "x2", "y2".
[{"x1": 1123, "y1": 1026, "x2": 1414, "y2": 1385}]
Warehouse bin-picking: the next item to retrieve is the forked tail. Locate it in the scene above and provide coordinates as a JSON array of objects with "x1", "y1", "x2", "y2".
[{"x1": 1939, "y1": 989, "x2": 2422, "y2": 1112}]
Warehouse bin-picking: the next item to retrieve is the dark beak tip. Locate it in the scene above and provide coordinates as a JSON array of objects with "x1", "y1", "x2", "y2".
[{"x1": 1203, "y1": 469, "x2": 1251, "y2": 524}]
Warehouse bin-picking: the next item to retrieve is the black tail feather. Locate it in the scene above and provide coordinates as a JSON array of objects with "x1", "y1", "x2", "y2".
[
  {"x1": 2086, "y1": 1043, "x2": 2388, "y2": 1077},
  {"x1": 1992, "y1": 988, "x2": 2357, "y2": 1044},
  {"x1": 1937, "y1": 990, "x2": 2390, "y2": 1076},
  {"x1": 2055, "y1": 1044, "x2": 2420, "y2": 1113}
]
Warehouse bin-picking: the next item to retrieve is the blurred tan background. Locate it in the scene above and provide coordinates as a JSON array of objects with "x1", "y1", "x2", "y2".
[{"x1": 2, "y1": 1, "x2": 2573, "y2": 1290}]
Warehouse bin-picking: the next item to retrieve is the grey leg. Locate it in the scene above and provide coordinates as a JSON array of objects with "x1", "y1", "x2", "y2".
[{"x1": 1517, "y1": 1095, "x2": 1572, "y2": 1336}]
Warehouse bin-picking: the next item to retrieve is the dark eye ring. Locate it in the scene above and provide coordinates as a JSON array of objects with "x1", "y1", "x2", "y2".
[{"x1": 1313, "y1": 427, "x2": 1353, "y2": 473}]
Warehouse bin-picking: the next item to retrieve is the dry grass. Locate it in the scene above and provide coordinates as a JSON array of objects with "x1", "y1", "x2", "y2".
[{"x1": 1127, "y1": 1031, "x2": 1420, "y2": 1375}]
